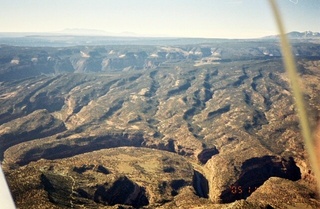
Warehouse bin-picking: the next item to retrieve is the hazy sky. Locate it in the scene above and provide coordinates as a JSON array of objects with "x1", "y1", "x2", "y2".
[{"x1": 0, "y1": 0, "x2": 319, "y2": 38}]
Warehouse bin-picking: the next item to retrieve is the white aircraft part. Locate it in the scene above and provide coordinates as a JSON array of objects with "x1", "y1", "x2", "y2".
[{"x1": 0, "y1": 165, "x2": 16, "y2": 209}]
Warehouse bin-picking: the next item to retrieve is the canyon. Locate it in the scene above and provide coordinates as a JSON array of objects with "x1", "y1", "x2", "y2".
[{"x1": 1, "y1": 38, "x2": 320, "y2": 208}]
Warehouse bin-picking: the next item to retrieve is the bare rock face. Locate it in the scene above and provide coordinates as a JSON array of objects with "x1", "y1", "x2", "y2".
[{"x1": 40, "y1": 172, "x2": 74, "y2": 207}]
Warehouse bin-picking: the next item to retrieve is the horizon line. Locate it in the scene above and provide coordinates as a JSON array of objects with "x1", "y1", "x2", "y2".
[{"x1": 0, "y1": 30, "x2": 318, "y2": 40}]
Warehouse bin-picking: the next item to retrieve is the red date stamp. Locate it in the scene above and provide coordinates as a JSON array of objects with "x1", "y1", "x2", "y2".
[{"x1": 229, "y1": 185, "x2": 258, "y2": 194}]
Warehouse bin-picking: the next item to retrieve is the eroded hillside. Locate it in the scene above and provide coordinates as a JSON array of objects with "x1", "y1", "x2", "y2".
[{"x1": 1, "y1": 42, "x2": 320, "y2": 208}]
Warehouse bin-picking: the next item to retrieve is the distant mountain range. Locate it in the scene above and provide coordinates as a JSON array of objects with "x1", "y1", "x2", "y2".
[
  {"x1": 57, "y1": 29, "x2": 320, "y2": 39},
  {"x1": 56, "y1": 28, "x2": 141, "y2": 37},
  {"x1": 264, "y1": 31, "x2": 320, "y2": 39}
]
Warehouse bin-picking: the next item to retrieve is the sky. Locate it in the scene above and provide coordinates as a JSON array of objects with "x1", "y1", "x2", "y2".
[{"x1": 0, "y1": 0, "x2": 319, "y2": 38}]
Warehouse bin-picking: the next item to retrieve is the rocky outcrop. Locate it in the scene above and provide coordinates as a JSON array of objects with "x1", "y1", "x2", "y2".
[
  {"x1": 247, "y1": 177, "x2": 320, "y2": 208},
  {"x1": 219, "y1": 156, "x2": 301, "y2": 203},
  {"x1": 6, "y1": 147, "x2": 202, "y2": 208},
  {"x1": 204, "y1": 147, "x2": 302, "y2": 203},
  {"x1": 197, "y1": 147, "x2": 219, "y2": 164}
]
